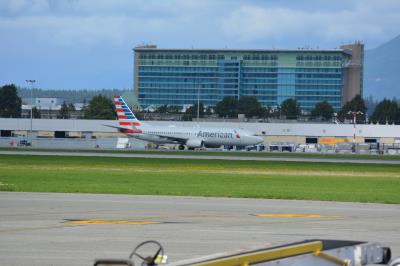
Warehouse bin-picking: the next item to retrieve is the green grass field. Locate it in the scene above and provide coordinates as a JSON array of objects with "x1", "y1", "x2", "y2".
[
  {"x1": 2, "y1": 147, "x2": 400, "y2": 160},
  {"x1": 1, "y1": 154, "x2": 399, "y2": 204}
]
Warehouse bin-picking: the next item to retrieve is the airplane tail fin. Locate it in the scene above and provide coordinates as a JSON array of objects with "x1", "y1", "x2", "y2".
[{"x1": 113, "y1": 96, "x2": 142, "y2": 134}]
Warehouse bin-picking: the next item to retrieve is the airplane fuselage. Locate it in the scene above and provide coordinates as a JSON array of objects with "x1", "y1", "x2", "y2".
[{"x1": 126, "y1": 125, "x2": 263, "y2": 147}]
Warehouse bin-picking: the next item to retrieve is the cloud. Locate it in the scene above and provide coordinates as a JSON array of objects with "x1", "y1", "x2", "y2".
[
  {"x1": 0, "y1": 0, "x2": 224, "y2": 48},
  {"x1": 220, "y1": 6, "x2": 309, "y2": 42},
  {"x1": 1, "y1": 0, "x2": 399, "y2": 50},
  {"x1": 220, "y1": 1, "x2": 400, "y2": 47},
  {"x1": 0, "y1": 15, "x2": 175, "y2": 47},
  {"x1": 0, "y1": 0, "x2": 49, "y2": 15},
  {"x1": 1, "y1": 0, "x2": 400, "y2": 90}
]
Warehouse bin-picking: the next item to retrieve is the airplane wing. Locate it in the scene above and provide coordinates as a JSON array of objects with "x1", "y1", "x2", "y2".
[
  {"x1": 152, "y1": 134, "x2": 189, "y2": 144},
  {"x1": 103, "y1": 124, "x2": 190, "y2": 144}
]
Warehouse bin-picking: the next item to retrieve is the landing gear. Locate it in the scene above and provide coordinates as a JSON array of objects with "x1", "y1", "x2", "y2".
[{"x1": 178, "y1": 145, "x2": 185, "y2": 150}]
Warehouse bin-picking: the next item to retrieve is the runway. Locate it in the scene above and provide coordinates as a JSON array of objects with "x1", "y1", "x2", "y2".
[
  {"x1": 0, "y1": 192, "x2": 399, "y2": 266},
  {"x1": 1, "y1": 150, "x2": 400, "y2": 164}
]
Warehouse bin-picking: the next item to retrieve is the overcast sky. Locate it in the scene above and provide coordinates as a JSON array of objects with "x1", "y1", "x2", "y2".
[{"x1": 1, "y1": 0, "x2": 399, "y2": 90}]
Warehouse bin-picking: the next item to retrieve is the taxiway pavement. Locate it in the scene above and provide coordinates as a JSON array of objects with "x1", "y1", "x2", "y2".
[{"x1": 0, "y1": 192, "x2": 399, "y2": 266}]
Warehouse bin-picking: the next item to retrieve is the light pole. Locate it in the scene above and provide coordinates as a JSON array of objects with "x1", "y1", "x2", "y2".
[
  {"x1": 26, "y1": 79, "x2": 36, "y2": 144},
  {"x1": 197, "y1": 86, "x2": 200, "y2": 122},
  {"x1": 348, "y1": 110, "x2": 363, "y2": 143},
  {"x1": 197, "y1": 83, "x2": 203, "y2": 122}
]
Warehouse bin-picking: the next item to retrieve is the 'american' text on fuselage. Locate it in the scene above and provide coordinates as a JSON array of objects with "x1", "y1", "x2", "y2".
[{"x1": 196, "y1": 131, "x2": 234, "y2": 139}]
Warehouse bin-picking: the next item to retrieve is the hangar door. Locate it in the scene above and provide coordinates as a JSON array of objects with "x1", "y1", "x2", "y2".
[
  {"x1": 54, "y1": 131, "x2": 66, "y2": 138},
  {"x1": 0, "y1": 130, "x2": 12, "y2": 137}
]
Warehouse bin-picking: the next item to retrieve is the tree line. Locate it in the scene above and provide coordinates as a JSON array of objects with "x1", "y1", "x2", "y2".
[
  {"x1": 142, "y1": 95, "x2": 400, "y2": 124},
  {"x1": 17, "y1": 87, "x2": 130, "y2": 104},
  {"x1": 1, "y1": 83, "x2": 400, "y2": 124},
  {"x1": 0, "y1": 84, "x2": 116, "y2": 120}
]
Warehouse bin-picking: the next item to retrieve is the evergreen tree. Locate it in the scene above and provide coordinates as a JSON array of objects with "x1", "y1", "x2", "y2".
[
  {"x1": 58, "y1": 101, "x2": 70, "y2": 119},
  {"x1": 270, "y1": 106, "x2": 281, "y2": 119},
  {"x1": 215, "y1": 96, "x2": 238, "y2": 118},
  {"x1": 280, "y1": 98, "x2": 301, "y2": 119},
  {"x1": 167, "y1": 105, "x2": 182, "y2": 113},
  {"x1": 260, "y1": 106, "x2": 272, "y2": 118},
  {"x1": 154, "y1": 105, "x2": 182, "y2": 114},
  {"x1": 337, "y1": 94, "x2": 367, "y2": 123},
  {"x1": 370, "y1": 99, "x2": 399, "y2": 124},
  {"x1": 205, "y1": 106, "x2": 213, "y2": 115},
  {"x1": 32, "y1": 107, "x2": 41, "y2": 119},
  {"x1": 155, "y1": 105, "x2": 168, "y2": 113},
  {"x1": 0, "y1": 84, "x2": 22, "y2": 118},
  {"x1": 83, "y1": 94, "x2": 116, "y2": 120},
  {"x1": 310, "y1": 101, "x2": 334, "y2": 121},
  {"x1": 68, "y1": 103, "x2": 76, "y2": 112},
  {"x1": 238, "y1": 96, "x2": 263, "y2": 118}
]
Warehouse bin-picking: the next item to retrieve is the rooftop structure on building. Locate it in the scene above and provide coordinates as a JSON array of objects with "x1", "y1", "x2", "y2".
[
  {"x1": 21, "y1": 97, "x2": 85, "y2": 119},
  {"x1": 133, "y1": 43, "x2": 363, "y2": 112}
]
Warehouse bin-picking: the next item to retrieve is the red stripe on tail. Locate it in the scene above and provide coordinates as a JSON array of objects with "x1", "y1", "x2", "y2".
[{"x1": 119, "y1": 121, "x2": 141, "y2": 126}]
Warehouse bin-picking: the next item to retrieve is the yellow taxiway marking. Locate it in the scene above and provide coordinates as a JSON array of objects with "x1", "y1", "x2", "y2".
[
  {"x1": 254, "y1": 214, "x2": 340, "y2": 218},
  {"x1": 67, "y1": 219, "x2": 160, "y2": 225}
]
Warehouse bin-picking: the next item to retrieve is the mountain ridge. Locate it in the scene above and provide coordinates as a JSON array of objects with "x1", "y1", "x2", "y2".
[{"x1": 364, "y1": 34, "x2": 400, "y2": 99}]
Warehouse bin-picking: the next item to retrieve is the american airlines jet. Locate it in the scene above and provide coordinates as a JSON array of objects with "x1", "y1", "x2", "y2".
[{"x1": 108, "y1": 96, "x2": 263, "y2": 150}]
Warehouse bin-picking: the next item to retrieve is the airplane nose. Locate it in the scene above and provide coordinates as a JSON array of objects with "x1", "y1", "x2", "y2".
[{"x1": 255, "y1": 136, "x2": 264, "y2": 144}]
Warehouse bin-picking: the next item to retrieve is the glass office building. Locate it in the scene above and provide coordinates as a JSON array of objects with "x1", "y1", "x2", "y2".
[{"x1": 134, "y1": 43, "x2": 363, "y2": 112}]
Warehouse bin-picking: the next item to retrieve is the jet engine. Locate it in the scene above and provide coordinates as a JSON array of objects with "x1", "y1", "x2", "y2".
[
  {"x1": 185, "y1": 139, "x2": 203, "y2": 148},
  {"x1": 204, "y1": 143, "x2": 221, "y2": 148}
]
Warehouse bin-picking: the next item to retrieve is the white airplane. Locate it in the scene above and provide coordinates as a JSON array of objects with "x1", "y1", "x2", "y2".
[{"x1": 107, "y1": 96, "x2": 264, "y2": 150}]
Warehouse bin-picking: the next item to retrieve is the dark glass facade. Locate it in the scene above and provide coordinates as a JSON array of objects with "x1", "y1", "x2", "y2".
[{"x1": 134, "y1": 47, "x2": 362, "y2": 112}]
